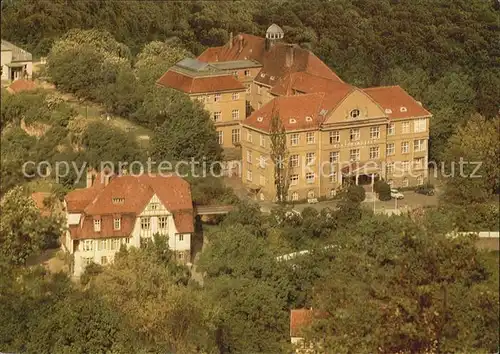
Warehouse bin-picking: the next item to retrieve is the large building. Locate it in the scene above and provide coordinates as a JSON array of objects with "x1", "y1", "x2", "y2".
[
  {"x1": 63, "y1": 171, "x2": 194, "y2": 276},
  {"x1": 157, "y1": 58, "x2": 247, "y2": 149},
  {"x1": 241, "y1": 85, "x2": 431, "y2": 201}
]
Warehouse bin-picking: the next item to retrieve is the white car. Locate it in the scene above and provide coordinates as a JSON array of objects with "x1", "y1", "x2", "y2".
[{"x1": 390, "y1": 189, "x2": 404, "y2": 199}]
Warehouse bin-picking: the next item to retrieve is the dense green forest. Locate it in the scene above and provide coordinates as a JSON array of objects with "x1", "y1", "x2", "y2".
[{"x1": 2, "y1": 0, "x2": 498, "y2": 160}]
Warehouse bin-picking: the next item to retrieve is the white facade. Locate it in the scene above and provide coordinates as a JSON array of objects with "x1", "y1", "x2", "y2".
[
  {"x1": 1, "y1": 39, "x2": 33, "y2": 81},
  {"x1": 64, "y1": 194, "x2": 192, "y2": 277}
]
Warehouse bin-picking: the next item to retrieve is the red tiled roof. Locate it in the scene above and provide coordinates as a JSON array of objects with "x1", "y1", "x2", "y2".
[
  {"x1": 198, "y1": 33, "x2": 343, "y2": 87},
  {"x1": 363, "y1": 85, "x2": 431, "y2": 119},
  {"x1": 156, "y1": 70, "x2": 244, "y2": 94},
  {"x1": 271, "y1": 72, "x2": 351, "y2": 96},
  {"x1": 290, "y1": 309, "x2": 314, "y2": 338},
  {"x1": 7, "y1": 79, "x2": 37, "y2": 94},
  {"x1": 65, "y1": 174, "x2": 194, "y2": 239}
]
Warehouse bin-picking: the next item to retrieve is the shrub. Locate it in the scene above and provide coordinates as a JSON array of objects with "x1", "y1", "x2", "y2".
[{"x1": 374, "y1": 180, "x2": 391, "y2": 201}]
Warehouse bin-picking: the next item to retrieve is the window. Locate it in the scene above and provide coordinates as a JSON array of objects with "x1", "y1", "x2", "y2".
[
  {"x1": 258, "y1": 155, "x2": 266, "y2": 168},
  {"x1": 232, "y1": 109, "x2": 240, "y2": 120},
  {"x1": 306, "y1": 172, "x2": 315, "y2": 184},
  {"x1": 306, "y1": 132, "x2": 315, "y2": 144},
  {"x1": 305, "y1": 116, "x2": 313, "y2": 122},
  {"x1": 350, "y1": 109, "x2": 360, "y2": 118},
  {"x1": 350, "y1": 128, "x2": 360, "y2": 141},
  {"x1": 414, "y1": 118, "x2": 427, "y2": 133},
  {"x1": 417, "y1": 175, "x2": 424, "y2": 186},
  {"x1": 82, "y1": 257, "x2": 93, "y2": 267},
  {"x1": 414, "y1": 139, "x2": 426, "y2": 152},
  {"x1": 289, "y1": 155, "x2": 299, "y2": 168},
  {"x1": 111, "y1": 238, "x2": 120, "y2": 250},
  {"x1": 289, "y1": 118, "x2": 297, "y2": 124},
  {"x1": 101, "y1": 256, "x2": 108, "y2": 265},
  {"x1": 306, "y1": 152, "x2": 315, "y2": 165},
  {"x1": 179, "y1": 234, "x2": 184, "y2": 242},
  {"x1": 246, "y1": 151, "x2": 252, "y2": 163},
  {"x1": 329, "y1": 130, "x2": 340, "y2": 144},
  {"x1": 386, "y1": 162, "x2": 394, "y2": 174},
  {"x1": 213, "y1": 111, "x2": 221, "y2": 122},
  {"x1": 401, "y1": 141, "x2": 409, "y2": 154},
  {"x1": 83, "y1": 240, "x2": 93, "y2": 251},
  {"x1": 232, "y1": 71, "x2": 238, "y2": 77},
  {"x1": 246, "y1": 130, "x2": 253, "y2": 142},
  {"x1": 388, "y1": 123, "x2": 395, "y2": 136},
  {"x1": 112, "y1": 197, "x2": 125, "y2": 204},
  {"x1": 291, "y1": 192, "x2": 299, "y2": 201},
  {"x1": 159, "y1": 216, "x2": 168, "y2": 230},
  {"x1": 403, "y1": 178, "x2": 409, "y2": 187},
  {"x1": 307, "y1": 190, "x2": 315, "y2": 199},
  {"x1": 402, "y1": 121, "x2": 410, "y2": 134},
  {"x1": 244, "y1": 70, "x2": 250, "y2": 77},
  {"x1": 93, "y1": 219, "x2": 101, "y2": 232},
  {"x1": 232, "y1": 93, "x2": 239, "y2": 101},
  {"x1": 214, "y1": 93, "x2": 221, "y2": 102},
  {"x1": 402, "y1": 161, "x2": 410, "y2": 171},
  {"x1": 329, "y1": 171, "x2": 337, "y2": 183},
  {"x1": 197, "y1": 95, "x2": 207, "y2": 103},
  {"x1": 369, "y1": 146, "x2": 380, "y2": 159},
  {"x1": 290, "y1": 133, "x2": 299, "y2": 146},
  {"x1": 350, "y1": 149, "x2": 360, "y2": 161},
  {"x1": 149, "y1": 203, "x2": 158, "y2": 210},
  {"x1": 330, "y1": 189, "x2": 337, "y2": 197},
  {"x1": 140, "y1": 217, "x2": 150, "y2": 230},
  {"x1": 246, "y1": 170, "x2": 252, "y2": 181},
  {"x1": 232, "y1": 129, "x2": 240, "y2": 144},
  {"x1": 99, "y1": 239, "x2": 109, "y2": 251},
  {"x1": 386, "y1": 143, "x2": 395, "y2": 156},
  {"x1": 400, "y1": 106, "x2": 407, "y2": 112},
  {"x1": 260, "y1": 134, "x2": 266, "y2": 147},
  {"x1": 370, "y1": 126, "x2": 380, "y2": 139},
  {"x1": 414, "y1": 157, "x2": 424, "y2": 169},
  {"x1": 217, "y1": 131, "x2": 223, "y2": 145},
  {"x1": 113, "y1": 218, "x2": 121, "y2": 230},
  {"x1": 290, "y1": 174, "x2": 299, "y2": 186},
  {"x1": 329, "y1": 151, "x2": 339, "y2": 164}
]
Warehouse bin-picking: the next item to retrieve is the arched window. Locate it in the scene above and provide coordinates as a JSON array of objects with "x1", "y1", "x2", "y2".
[{"x1": 350, "y1": 109, "x2": 360, "y2": 118}]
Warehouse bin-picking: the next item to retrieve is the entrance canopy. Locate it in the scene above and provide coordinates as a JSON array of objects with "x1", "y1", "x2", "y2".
[{"x1": 341, "y1": 161, "x2": 381, "y2": 177}]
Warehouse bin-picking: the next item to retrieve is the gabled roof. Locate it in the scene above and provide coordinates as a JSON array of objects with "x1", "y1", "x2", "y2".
[
  {"x1": 197, "y1": 33, "x2": 343, "y2": 87},
  {"x1": 363, "y1": 85, "x2": 431, "y2": 119},
  {"x1": 65, "y1": 174, "x2": 194, "y2": 239},
  {"x1": 243, "y1": 93, "x2": 331, "y2": 132},
  {"x1": 271, "y1": 72, "x2": 351, "y2": 96},
  {"x1": 6, "y1": 79, "x2": 37, "y2": 94},
  {"x1": 1, "y1": 39, "x2": 32, "y2": 61},
  {"x1": 157, "y1": 69, "x2": 244, "y2": 94}
]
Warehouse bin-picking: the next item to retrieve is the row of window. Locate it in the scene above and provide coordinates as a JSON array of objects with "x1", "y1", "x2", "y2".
[
  {"x1": 140, "y1": 216, "x2": 169, "y2": 231},
  {"x1": 82, "y1": 237, "x2": 129, "y2": 252},
  {"x1": 217, "y1": 129, "x2": 241, "y2": 145},
  {"x1": 199, "y1": 92, "x2": 241, "y2": 103},
  {"x1": 94, "y1": 218, "x2": 121, "y2": 232},
  {"x1": 212, "y1": 109, "x2": 240, "y2": 122}
]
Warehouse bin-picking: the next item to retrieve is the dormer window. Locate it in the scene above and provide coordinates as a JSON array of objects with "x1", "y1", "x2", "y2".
[
  {"x1": 400, "y1": 106, "x2": 407, "y2": 112},
  {"x1": 260, "y1": 73, "x2": 265, "y2": 77},
  {"x1": 112, "y1": 197, "x2": 124, "y2": 204},
  {"x1": 257, "y1": 116, "x2": 263, "y2": 122},
  {"x1": 270, "y1": 76, "x2": 275, "y2": 80},
  {"x1": 385, "y1": 108, "x2": 393, "y2": 114},
  {"x1": 93, "y1": 219, "x2": 101, "y2": 232},
  {"x1": 305, "y1": 116, "x2": 313, "y2": 122},
  {"x1": 289, "y1": 118, "x2": 297, "y2": 124},
  {"x1": 349, "y1": 109, "x2": 360, "y2": 118}
]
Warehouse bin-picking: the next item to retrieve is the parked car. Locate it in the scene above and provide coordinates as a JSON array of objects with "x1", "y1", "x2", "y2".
[
  {"x1": 390, "y1": 189, "x2": 404, "y2": 199},
  {"x1": 415, "y1": 185, "x2": 435, "y2": 196}
]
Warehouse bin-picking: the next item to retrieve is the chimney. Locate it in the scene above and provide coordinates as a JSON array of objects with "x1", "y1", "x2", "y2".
[
  {"x1": 285, "y1": 44, "x2": 294, "y2": 68},
  {"x1": 238, "y1": 34, "x2": 243, "y2": 53},
  {"x1": 86, "y1": 168, "x2": 94, "y2": 188},
  {"x1": 229, "y1": 32, "x2": 233, "y2": 49}
]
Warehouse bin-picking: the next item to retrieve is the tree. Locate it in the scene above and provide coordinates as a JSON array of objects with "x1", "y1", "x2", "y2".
[
  {"x1": 151, "y1": 95, "x2": 222, "y2": 165},
  {"x1": 269, "y1": 108, "x2": 289, "y2": 203},
  {"x1": 374, "y1": 180, "x2": 391, "y2": 201},
  {"x1": 440, "y1": 114, "x2": 499, "y2": 205},
  {"x1": 0, "y1": 187, "x2": 63, "y2": 265},
  {"x1": 305, "y1": 215, "x2": 499, "y2": 353},
  {"x1": 135, "y1": 39, "x2": 193, "y2": 86},
  {"x1": 336, "y1": 184, "x2": 366, "y2": 225}
]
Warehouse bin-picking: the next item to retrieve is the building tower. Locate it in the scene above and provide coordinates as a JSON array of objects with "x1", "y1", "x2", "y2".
[{"x1": 265, "y1": 23, "x2": 284, "y2": 50}]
